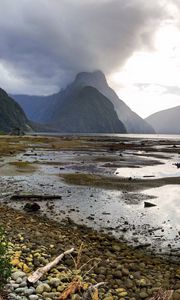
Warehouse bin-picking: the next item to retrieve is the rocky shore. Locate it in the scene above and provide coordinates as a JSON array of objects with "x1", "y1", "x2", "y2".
[{"x1": 0, "y1": 205, "x2": 180, "y2": 300}]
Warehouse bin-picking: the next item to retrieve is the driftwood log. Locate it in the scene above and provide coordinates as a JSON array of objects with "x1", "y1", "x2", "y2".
[
  {"x1": 10, "y1": 194, "x2": 62, "y2": 201},
  {"x1": 27, "y1": 248, "x2": 74, "y2": 284}
]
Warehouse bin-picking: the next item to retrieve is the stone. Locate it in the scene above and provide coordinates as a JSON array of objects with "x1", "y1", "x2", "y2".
[
  {"x1": 49, "y1": 278, "x2": 61, "y2": 287},
  {"x1": 29, "y1": 295, "x2": 39, "y2": 300},
  {"x1": 19, "y1": 281, "x2": 27, "y2": 287},
  {"x1": 57, "y1": 284, "x2": 66, "y2": 292},
  {"x1": 144, "y1": 201, "x2": 156, "y2": 208},
  {"x1": 96, "y1": 267, "x2": 106, "y2": 275},
  {"x1": 71, "y1": 294, "x2": 81, "y2": 300},
  {"x1": 8, "y1": 293, "x2": 22, "y2": 300},
  {"x1": 139, "y1": 291, "x2": 148, "y2": 298},
  {"x1": 122, "y1": 268, "x2": 129, "y2": 276},
  {"x1": 175, "y1": 268, "x2": 180, "y2": 279},
  {"x1": 138, "y1": 278, "x2": 148, "y2": 287},
  {"x1": 174, "y1": 282, "x2": 180, "y2": 290},
  {"x1": 11, "y1": 271, "x2": 26, "y2": 281},
  {"x1": 113, "y1": 271, "x2": 122, "y2": 279},
  {"x1": 116, "y1": 288, "x2": 126, "y2": 293},
  {"x1": 14, "y1": 287, "x2": 27, "y2": 294},
  {"x1": 42, "y1": 292, "x2": 60, "y2": 298},
  {"x1": 11, "y1": 283, "x2": 20, "y2": 289},
  {"x1": 25, "y1": 288, "x2": 36, "y2": 295},
  {"x1": 119, "y1": 291, "x2": 128, "y2": 297},
  {"x1": 24, "y1": 202, "x2": 41, "y2": 212},
  {"x1": 36, "y1": 283, "x2": 51, "y2": 294},
  {"x1": 16, "y1": 277, "x2": 22, "y2": 284},
  {"x1": 112, "y1": 244, "x2": 121, "y2": 252}
]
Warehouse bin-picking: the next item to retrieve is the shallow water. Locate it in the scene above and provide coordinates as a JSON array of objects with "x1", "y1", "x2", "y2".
[
  {"x1": 115, "y1": 153, "x2": 180, "y2": 179},
  {"x1": 34, "y1": 132, "x2": 180, "y2": 140},
  {"x1": 1, "y1": 172, "x2": 179, "y2": 254}
]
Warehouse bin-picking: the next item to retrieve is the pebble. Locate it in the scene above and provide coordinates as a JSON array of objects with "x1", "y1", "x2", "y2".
[
  {"x1": 139, "y1": 291, "x2": 149, "y2": 298},
  {"x1": 29, "y1": 295, "x2": 39, "y2": 300},
  {"x1": 36, "y1": 283, "x2": 51, "y2": 294},
  {"x1": 11, "y1": 271, "x2": 26, "y2": 281},
  {"x1": 49, "y1": 278, "x2": 61, "y2": 287}
]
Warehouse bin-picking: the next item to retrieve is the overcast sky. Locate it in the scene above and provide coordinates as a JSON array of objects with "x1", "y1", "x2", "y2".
[{"x1": 0, "y1": 0, "x2": 180, "y2": 117}]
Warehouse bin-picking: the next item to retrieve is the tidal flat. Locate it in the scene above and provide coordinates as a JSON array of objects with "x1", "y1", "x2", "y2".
[{"x1": 0, "y1": 134, "x2": 180, "y2": 299}]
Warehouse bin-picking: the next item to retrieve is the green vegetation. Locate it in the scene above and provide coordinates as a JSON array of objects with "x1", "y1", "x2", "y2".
[
  {"x1": 0, "y1": 226, "x2": 11, "y2": 291},
  {"x1": 0, "y1": 88, "x2": 31, "y2": 133},
  {"x1": 9, "y1": 161, "x2": 37, "y2": 173}
]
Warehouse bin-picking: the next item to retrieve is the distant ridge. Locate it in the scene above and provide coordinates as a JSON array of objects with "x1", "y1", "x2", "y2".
[
  {"x1": 146, "y1": 105, "x2": 180, "y2": 134},
  {"x1": 13, "y1": 71, "x2": 155, "y2": 134}
]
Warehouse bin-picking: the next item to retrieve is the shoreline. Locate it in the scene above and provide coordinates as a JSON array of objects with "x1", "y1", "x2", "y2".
[{"x1": 0, "y1": 204, "x2": 180, "y2": 299}]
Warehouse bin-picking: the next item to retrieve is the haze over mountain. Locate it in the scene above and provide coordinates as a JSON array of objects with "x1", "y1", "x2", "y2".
[
  {"x1": 0, "y1": 88, "x2": 32, "y2": 133},
  {"x1": 11, "y1": 93, "x2": 59, "y2": 124},
  {"x1": 13, "y1": 71, "x2": 155, "y2": 134},
  {"x1": 146, "y1": 106, "x2": 180, "y2": 134}
]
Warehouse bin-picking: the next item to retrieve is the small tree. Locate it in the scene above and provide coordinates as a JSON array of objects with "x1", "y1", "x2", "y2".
[{"x1": 0, "y1": 226, "x2": 11, "y2": 291}]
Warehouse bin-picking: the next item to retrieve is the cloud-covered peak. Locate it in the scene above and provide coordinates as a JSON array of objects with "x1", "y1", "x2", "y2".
[{"x1": 74, "y1": 71, "x2": 107, "y2": 87}]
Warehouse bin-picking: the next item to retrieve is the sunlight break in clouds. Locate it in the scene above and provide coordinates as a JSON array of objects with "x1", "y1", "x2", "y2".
[{"x1": 109, "y1": 22, "x2": 180, "y2": 117}]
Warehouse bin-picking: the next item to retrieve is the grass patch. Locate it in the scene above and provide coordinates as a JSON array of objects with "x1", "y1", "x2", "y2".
[
  {"x1": 60, "y1": 173, "x2": 180, "y2": 191},
  {"x1": 9, "y1": 161, "x2": 37, "y2": 173},
  {"x1": 0, "y1": 140, "x2": 26, "y2": 156},
  {"x1": 94, "y1": 156, "x2": 120, "y2": 162}
]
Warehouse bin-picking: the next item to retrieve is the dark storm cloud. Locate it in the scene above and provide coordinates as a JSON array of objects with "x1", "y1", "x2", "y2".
[{"x1": 0, "y1": 0, "x2": 169, "y2": 94}]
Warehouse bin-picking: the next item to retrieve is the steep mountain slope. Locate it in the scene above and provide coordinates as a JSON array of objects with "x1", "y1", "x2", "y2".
[
  {"x1": 50, "y1": 86, "x2": 126, "y2": 133},
  {"x1": 13, "y1": 71, "x2": 155, "y2": 133},
  {"x1": 146, "y1": 106, "x2": 180, "y2": 134},
  {"x1": 0, "y1": 88, "x2": 32, "y2": 133}
]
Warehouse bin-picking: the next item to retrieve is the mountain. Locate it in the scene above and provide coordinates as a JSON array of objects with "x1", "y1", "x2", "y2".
[
  {"x1": 146, "y1": 106, "x2": 180, "y2": 134},
  {"x1": 70, "y1": 71, "x2": 155, "y2": 133},
  {"x1": 13, "y1": 71, "x2": 155, "y2": 133},
  {"x1": 49, "y1": 86, "x2": 126, "y2": 133},
  {"x1": 0, "y1": 88, "x2": 32, "y2": 133}
]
